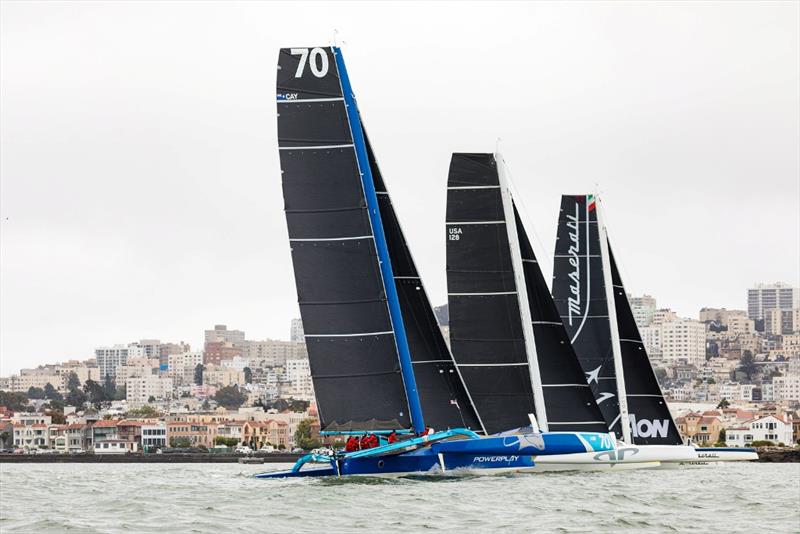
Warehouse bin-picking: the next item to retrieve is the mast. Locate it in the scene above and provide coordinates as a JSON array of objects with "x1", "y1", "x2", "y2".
[
  {"x1": 595, "y1": 195, "x2": 631, "y2": 443},
  {"x1": 496, "y1": 154, "x2": 548, "y2": 431},
  {"x1": 333, "y1": 47, "x2": 425, "y2": 434}
]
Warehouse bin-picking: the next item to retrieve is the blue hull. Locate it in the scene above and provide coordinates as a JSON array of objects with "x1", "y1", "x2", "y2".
[{"x1": 254, "y1": 430, "x2": 613, "y2": 479}]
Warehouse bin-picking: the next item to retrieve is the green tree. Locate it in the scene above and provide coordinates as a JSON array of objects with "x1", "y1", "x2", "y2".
[
  {"x1": 654, "y1": 368, "x2": 668, "y2": 382},
  {"x1": 294, "y1": 418, "x2": 320, "y2": 450},
  {"x1": 716, "y1": 398, "x2": 730, "y2": 409},
  {"x1": 66, "y1": 388, "x2": 87, "y2": 409},
  {"x1": 83, "y1": 379, "x2": 106, "y2": 406},
  {"x1": 127, "y1": 405, "x2": 161, "y2": 418},
  {"x1": 738, "y1": 350, "x2": 758, "y2": 381},
  {"x1": 213, "y1": 386, "x2": 246, "y2": 409},
  {"x1": 214, "y1": 436, "x2": 239, "y2": 447},
  {"x1": 103, "y1": 376, "x2": 116, "y2": 400},
  {"x1": 47, "y1": 399, "x2": 65, "y2": 412},
  {"x1": 47, "y1": 410, "x2": 66, "y2": 424},
  {"x1": 0, "y1": 391, "x2": 30, "y2": 411},
  {"x1": 148, "y1": 396, "x2": 156, "y2": 403},
  {"x1": 114, "y1": 386, "x2": 126, "y2": 401},
  {"x1": 194, "y1": 364, "x2": 205, "y2": 386},
  {"x1": 43, "y1": 383, "x2": 63, "y2": 401},
  {"x1": 202, "y1": 399, "x2": 211, "y2": 411},
  {"x1": 27, "y1": 386, "x2": 45, "y2": 400},
  {"x1": 67, "y1": 372, "x2": 81, "y2": 392},
  {"x1": 289, "y1": 399, "x2": 310, "y2": 413},
  {"x1": 243, "y1": 367, "x2": 253, "y2": 384}
]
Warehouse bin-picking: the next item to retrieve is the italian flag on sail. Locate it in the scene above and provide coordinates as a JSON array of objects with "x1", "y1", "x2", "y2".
[{"x1": 587, "y1": 194, "x2": 596, "y2": 211}]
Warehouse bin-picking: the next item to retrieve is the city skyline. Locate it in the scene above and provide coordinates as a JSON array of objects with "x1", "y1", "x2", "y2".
[{"x1": 2, "y1": 2, "x2": 798, "y2": 374}]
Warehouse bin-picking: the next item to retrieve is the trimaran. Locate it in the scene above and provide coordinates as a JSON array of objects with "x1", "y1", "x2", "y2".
[
  {"x1": 445, "y1": 153, "x2": 694, "y2": 469},
  {"x1": 256, "y1": 46, "x2": 616, "y2": 478},
  {"x1": 552, "y1": 194, "x2": 758, "y2": 465}
]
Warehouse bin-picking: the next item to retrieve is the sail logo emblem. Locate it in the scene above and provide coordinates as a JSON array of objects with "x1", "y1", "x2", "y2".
[
  {"x1": 566, "y1": 202, "x2": 581, "y2": 325},
  {"x1": 629, "y1": 414, "x2": 669, "y2": 439},
  {"x1": 593, "y1": 447, "x2": 639, "y2": 462},
  {"x1": 473, "y1": 455, "x2": 520, "y2": 463},
  {"x1": 277, "y1": 93, "x2": 299, "y2": 101},
  {"x1": 448, "y1": 227, "x2": 462, "y2": 241}
]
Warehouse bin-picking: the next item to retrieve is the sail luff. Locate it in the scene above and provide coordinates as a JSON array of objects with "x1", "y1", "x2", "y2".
[
  {"x1": 496, "y1": 155, "x2": 548, "y2": 431},
  {"x1": 596, "y1": 196, "x2": 632, "y2": 443},
  {"x1": 332, "y1": 47, "x2": 425, "y2": 434}
]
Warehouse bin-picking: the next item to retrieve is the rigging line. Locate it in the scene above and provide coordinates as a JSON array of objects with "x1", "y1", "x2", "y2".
[{"x1": 499, "y1": 156, "x2": 554, "y2": 281}]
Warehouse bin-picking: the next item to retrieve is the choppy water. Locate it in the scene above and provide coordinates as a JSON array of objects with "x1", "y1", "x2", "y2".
[{"x1": 1, "y1": 462, "x2": 798, "y2": 533}]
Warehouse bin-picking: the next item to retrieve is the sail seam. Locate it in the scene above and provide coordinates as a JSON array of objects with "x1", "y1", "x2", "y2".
[
  {"x1": 305, "y1": 331, "x2": 393, "y2": 338},
  {"x1": 277, "y1": 97, "x2": 344, "y2": 103},
  {"x1": 446, "y1": 221, "x2": 505, "y2": 225},
  {"x1": 447, "y1": 185, "x2": 500, "y2": 190},
  {"x1": 456, "y1": 363, "x2": 528, "y2": 367},
  {"x1": 448, "y1": 291, "x2": 517, "y2": 296},
  {"x1": 290, "y1": 235, "x2": 373, "y2": 242},
  {"x1": 279, "y1": 144, "x2": 354, "y2": 150}
]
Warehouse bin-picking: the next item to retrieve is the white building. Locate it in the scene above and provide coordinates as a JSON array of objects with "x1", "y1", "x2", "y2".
[
  {"x1": 772, "y1": 375, "x2": 800, "y2": 401},
  {"x1": 168, "y1": 351, "x2": 204, "y2": 386},
  {"x1": 284, "y1": 358, "x2": 314, "y2": 400},
  {"x1": 141, "y1": 423, "x2": 167, "y2": 451},
  {"x1": 628, "y1": 294, "x2": 656, "y2": 329},
  {"x1": 726, "y1": 414, "x2": 794, "y2": 447},
  {"x1": 748, "y1": 282, "x2": 800, "y2": 320},
  {"x1": 203, "y1": 365, "x2": 245, "y2": 387},
  {"x1": 220, "y1": 356, "x2": 251, "y2": 373},
  {"x1": 96, "y1": 345, "x2": 145, "y2": 379},
  {"x1": 290, "y1": 318, "x2": 304, "y2": 343},
  {"x1": 125, "y1": 375, "x2": 173, "y2": 404},
  {"x1": 659, "y1": 318, "x2": 706, "y2": 366}
]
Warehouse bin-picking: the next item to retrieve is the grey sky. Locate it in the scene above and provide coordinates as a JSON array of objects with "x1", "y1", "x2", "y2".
[{"x1": 1, "y1": 1, "x2": 798, "y2": 375}]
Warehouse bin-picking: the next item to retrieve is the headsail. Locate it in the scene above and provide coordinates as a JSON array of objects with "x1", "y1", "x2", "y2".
[
  {"x1": 445, "y1": 153, "x2": 536, "y2": 434},
  {"x1": 277, "y1": 46, "x2": 415, "y2": 432},
  {"x1": 608, "y1": 245, "x2": 683, "y2": 445},
  {"x1": 552, "y1": 195, "x2": 625, "y2": 438},
  {"x1": 367, "y1": 135, "x2": 483, "y2": 432},
  {"x1": 513, "y1": 206, "x2": 608, "y2": 434}
]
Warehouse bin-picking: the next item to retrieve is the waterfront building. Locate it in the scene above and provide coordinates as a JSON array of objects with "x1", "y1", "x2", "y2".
[
  {"x1": 726, "y1": 414, "x2": 794, "y2": 446},
  {"x1": 675, "y1": 411, "x2": 723, "y2": 445},
  {"x1": 91, "y1": 419, "x2": 120, "y2": 445},
  {"x1": 141, "y1": 423, "x2": 167, "y2": 451},
  {"x1": 243, "y1": 419, "x2": 290, "y2": 449},
  {"x1": 167, "y1": 421, "x2": 217, "y2": 448},
  {"x1": 65, "y1": 423, "x2": 91, "y2": 452},
  {"x1": 12, "y1": 423, "x2": 49, "y2": 450},
  {"x1": 93, "y1": 440, "x2": 129, "y2": 454},
  {"x1": 748, "y1": 282, "x2": 800, "y2": 320}
]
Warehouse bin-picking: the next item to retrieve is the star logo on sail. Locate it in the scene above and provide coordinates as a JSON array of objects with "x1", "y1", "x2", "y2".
[
  {"x1": 585, "y1": 366, "x2": 602, "y2": 384},
  {"x1": 596, "y1": 392, "x2": 615, "y2": 405},
  {"x1": 502, "y1": 433, "x2": 545, "y2": 452}
]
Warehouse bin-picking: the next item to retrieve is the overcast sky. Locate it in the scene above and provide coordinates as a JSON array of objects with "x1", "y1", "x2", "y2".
[{"x1": 1, "y1": 1, "x2": 798, "y2": 375}]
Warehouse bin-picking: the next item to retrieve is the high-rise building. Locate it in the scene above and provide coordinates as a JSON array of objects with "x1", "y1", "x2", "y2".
[
  {"x1": 659, "y1": 318, "x2": 706, "y2": 367},
  {"x1": 95, "y1": 345, "x2": 144, "y2": 379},
  {"x1": 765, "y1": 308, "x2": 800, "y2": 336},
  {"x1": 242, "y1": 339, "x2": 307, "y2": 367},
  {"x1": 628, "y1": 294, "x2": 656, "y2": 329},
  {"x1": 747, "y1": 282, "x2": 800, "y2": 320},
  {"x1": 159, "y1": 342, "x2": 191, "y2": 368},
  {"x1": 203, "y1": 341, "x2": 242, "y2": 366},
  {"x1": 290, "y1": 318, "x2": 304, "y2": 343}
]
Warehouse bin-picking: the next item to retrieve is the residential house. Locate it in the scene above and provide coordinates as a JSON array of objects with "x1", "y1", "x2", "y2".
[
  {"x1": 726, "y1": 414, "x2": 794, "y2": 447},
  {"x1": 141, "y1": 423, "x2": 167, "y2": 451},
  {"x1": 91, "y1": 419, "x2": 119, "y2": 447},
  {"x1": 167, "y1": 422, "x2": 217, "y2": 448}
]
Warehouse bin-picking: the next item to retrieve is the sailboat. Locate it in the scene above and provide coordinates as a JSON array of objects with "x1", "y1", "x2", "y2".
[
  {"x1": 256, "y1": 47, "x2": 616, "y2": 478},
  {"x1": 552, "y1": 194, "x2": 754, "y2": 465},
  {"x1": 445, "y1": 153, "x2": 664, "y2": 470}
]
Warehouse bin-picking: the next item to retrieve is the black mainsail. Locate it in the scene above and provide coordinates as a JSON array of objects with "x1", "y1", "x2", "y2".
[
  {"x1": 445, "y1": 154, "x2": 536, "y2": 434},
  {"x1": 552, "y1": 195, "x2": 626, "y2": 438},
  {"x1": 367, "y1": 136, "x2": 482, "y2": 432},
  {"x1": 553, "y1": 194, "x2": 683, "y2": 445},
  {"x1": 514, "y1": 207, "x2": 609, "y2": 434},
  {"x1": 608, "y1": 245, "x2": 683, "y2": 445},
  {"x1": 445, "y1": 154, "x2": 607, "y2": 435},
  {"x1": 278, "y1": 46, "x2": 478, "y2": 433}
]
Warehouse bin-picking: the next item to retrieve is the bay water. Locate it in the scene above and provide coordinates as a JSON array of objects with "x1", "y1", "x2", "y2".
[{"x1": 1, "y1": 462, "x2": 798, "y2": 533}]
